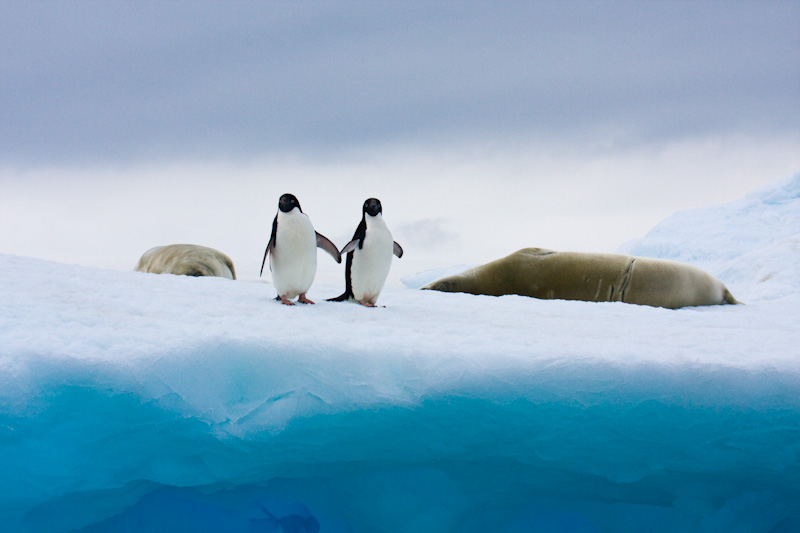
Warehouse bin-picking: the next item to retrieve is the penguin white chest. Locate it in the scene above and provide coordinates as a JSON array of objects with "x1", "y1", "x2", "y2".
[
  {"x1": 270, "y1": 211, "x2": 317, "y2": 298},
  {"x1": 351, "y1": 217, "x2": 394, "y2": 304}
]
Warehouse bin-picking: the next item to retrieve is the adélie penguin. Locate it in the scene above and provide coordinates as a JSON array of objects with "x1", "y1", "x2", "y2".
[
  {"x1": 329, "y1": 198, "x2": 403, "y2": 307},
  {"x1": 260, "y1": 193, "x2": 341, "y2": 305}
]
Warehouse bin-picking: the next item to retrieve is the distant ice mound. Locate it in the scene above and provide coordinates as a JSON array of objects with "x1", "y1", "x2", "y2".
[
  {"x1": 620, "y1": 173, "x2": 800, "y2": 302},
  {"x1": 401, "y1": 264, "x2": 473, "y2": 289}
]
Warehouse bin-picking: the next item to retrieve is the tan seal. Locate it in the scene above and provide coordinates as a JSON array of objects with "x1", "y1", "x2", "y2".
[
  {"x1": 422, "y1": 247, "x2": 738, "y2": 309},
  {"x1": 135, "y1": 244, "x2": 236, "y2": 280}
]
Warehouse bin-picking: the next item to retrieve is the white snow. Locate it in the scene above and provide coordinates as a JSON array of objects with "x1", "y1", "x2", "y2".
[{"x1": 1, "y1": 174, "x2": 799, "y2": 532}]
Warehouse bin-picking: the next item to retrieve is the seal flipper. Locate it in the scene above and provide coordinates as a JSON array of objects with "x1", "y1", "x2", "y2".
[
  {"x1": 260, "y1": 215, "x2": 278, "y2": 277},
  {"x1": 393, "y1": 241, "x2": 403, "y2": 258},
  {"x1": 316, "y1": 232, "x2": 342, "y2": 263}
]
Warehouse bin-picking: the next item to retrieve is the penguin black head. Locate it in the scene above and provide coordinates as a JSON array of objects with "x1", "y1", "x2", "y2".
[
  {"x1": 278, "y1": 193, "x2": 302, "y2": 213},
  {"x1": 363, "y1": 198, "x2": 382, "y2": 217}
]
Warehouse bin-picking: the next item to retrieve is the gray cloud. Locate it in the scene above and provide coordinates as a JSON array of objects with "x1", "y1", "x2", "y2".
[{"x1": 1, "y1": 1, "x2": 798, "y2": 165}]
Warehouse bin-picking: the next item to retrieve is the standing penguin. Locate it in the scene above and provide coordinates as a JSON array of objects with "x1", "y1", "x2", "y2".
[
  {"x1": 329, "y1": 198, "x2": 403, "y2": 307},
  {"x1": 260, "y1": 193, "x2": 341, "y2": 305}
]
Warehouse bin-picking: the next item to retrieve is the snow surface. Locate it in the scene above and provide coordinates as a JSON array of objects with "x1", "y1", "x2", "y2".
[{"x1": 1, "y1": 174, "x2": 799, "y2": 532}]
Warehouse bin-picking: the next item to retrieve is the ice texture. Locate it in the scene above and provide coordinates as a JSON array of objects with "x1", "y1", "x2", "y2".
[{"x1": 1, "y1": 175, "x2": 799, "y2": 532}]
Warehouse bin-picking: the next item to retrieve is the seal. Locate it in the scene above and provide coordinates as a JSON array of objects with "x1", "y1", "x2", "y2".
[
  {"x1": 260, "y1": 193, "x2": 341, "y2": 305},
  {"x1": 422, "y1": 247, "x2": 739, "y2": 309},
  {"x1": 135, "y1": 244, "x2": 236, "y2": 280}
]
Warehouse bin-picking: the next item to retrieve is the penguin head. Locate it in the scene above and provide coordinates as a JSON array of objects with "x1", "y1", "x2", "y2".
[
  {"x1": 278, "y1": 193, "x2": 302, "y2": 213},
  {"x1": 363, "y1": 198, "x2": 382, "y2": 217}
]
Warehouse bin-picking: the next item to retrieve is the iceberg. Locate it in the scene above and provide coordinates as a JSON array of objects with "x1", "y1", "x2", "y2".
[{"x1": 1, "y1": 175, "x2": 799, "y2": 532}]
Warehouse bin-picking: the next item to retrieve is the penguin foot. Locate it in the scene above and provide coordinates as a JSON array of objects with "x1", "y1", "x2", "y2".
[
  {"x1": 279, "y1": 296, "x2": 296, "y2": 306},
  {"x1": 357, "y1": 300, "x2": 378, "y2": 308},
  {"x1": 298, "y1": 294, "x2": 315, "y2": 305}
]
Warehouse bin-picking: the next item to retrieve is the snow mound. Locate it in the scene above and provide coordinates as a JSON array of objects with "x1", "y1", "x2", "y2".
[
  {"x1": 1, "y1": 175, "x2": 800, "y2": 532},
  {"x1": 620, "y1": 173, "x2": 800, "y2": 302}
]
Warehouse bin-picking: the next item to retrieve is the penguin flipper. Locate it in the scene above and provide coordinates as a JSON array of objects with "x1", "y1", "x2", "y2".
[
  {"x1": 259, "y1": 244, "x2": 270, "y2": 277},
  {"x1": 393, "y1": 241, "x2": 403, "y2": 258},
  {"x1": 316, "y1": 232, "x2": 342, "y2": 263},
  {"x1": 341, "y1": 239, "x2": 359, "y2": 255},
  {"x1": 260, "y1": 215, "x2": 278, "y2": 277}
]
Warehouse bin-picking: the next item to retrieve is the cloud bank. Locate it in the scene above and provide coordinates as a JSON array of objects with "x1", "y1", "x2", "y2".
[{"x1": 1, "y1": 1, "x2": 797, "y2": 164}]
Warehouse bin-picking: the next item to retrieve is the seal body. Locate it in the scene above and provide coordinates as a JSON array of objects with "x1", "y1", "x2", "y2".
[
  {"x1": 135, "y1": 244, "x2": 236, "y2": 279},
  {"x1": 330, "y1": 198, "x2": 403, "y2": 307},
  {"x1": 422, "y1": 247, "x2": 738, "y2": 309},
  {"x1": 260, "y1": 193, "x2": 341, "y2": 305}
]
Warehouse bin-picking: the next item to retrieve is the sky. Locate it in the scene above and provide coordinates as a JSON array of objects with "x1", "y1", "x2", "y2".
[{"x1": 1, "y1": 1, "x2": 799, "y2": 283}]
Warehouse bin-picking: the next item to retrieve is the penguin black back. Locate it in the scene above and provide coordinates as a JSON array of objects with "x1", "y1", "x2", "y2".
[{"x1": 327, "y1": 201, "x2": 372, "y2": 301}]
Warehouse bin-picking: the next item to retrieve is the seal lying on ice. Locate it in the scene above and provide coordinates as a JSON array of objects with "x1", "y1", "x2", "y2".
[
  {"x1": 135, "y1": 244, "x2": 236, "y2": 280},
  {"x1": 422, "y1": 247, "x2": 738, "y2": 309}
]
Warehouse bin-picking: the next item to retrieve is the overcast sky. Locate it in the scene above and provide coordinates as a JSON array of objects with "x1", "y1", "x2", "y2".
[{"x1": 1, "y1": 1, "x2": 799, "y2": 283}]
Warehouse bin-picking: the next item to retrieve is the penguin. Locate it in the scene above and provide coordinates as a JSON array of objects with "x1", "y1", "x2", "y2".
[
  {"x1": 260, "y1": 193, "x2": 341, "y2": 305},
  {"x1": 329, "y1": 198, "x2": 403, "y2": 307}
]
